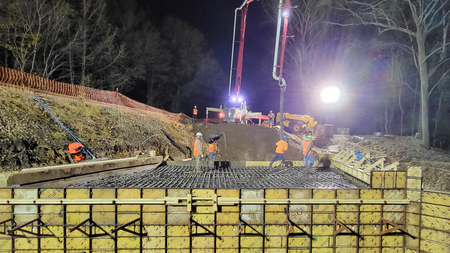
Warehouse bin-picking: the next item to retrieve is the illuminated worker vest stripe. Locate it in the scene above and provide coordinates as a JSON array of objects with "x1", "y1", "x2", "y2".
[{"x1": 193, "y1": 108, "x2": 198, "y2": 115}]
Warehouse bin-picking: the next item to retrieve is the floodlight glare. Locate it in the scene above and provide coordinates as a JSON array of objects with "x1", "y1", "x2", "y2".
[
  {"x1": 321, "y1": 87, "x2": 340, "y2": 103},
  {"x1": 238, "y1": 97, "x2": 243, "y2": 102},
  {"x1": 231, "y1": 96, "x2": 237, "y2": 102},
  {"x1": 282, "y1": 10, "x2": 289, "y2": 17}
]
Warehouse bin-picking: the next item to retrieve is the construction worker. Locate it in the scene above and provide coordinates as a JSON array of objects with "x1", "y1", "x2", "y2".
[
  {"x1": 208, "y1": 135, "x2": 218, "y2": 165},
  {"x1": 303, "y1": 136, "x2": 314, "y2": 167},
  {"x1": 192, "y1": 106, "x2": 198, "y2": 123},
  {"x1": 67, "y1": 142, "x2": 87, "y2": 162},
  {"x1": 193, "y1": 132, "x2": 203, "y2": 172},
  {"x1": 269, "y1": 136, "x2": 289, "y2": 168},
  {"x1": 268, "y1": 110, "x2": 275, "y2": 128}
]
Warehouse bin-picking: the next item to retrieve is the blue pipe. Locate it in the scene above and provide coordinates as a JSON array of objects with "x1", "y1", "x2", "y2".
[{"x1": 33, "y1": 95, "x2": 96, "y2": 159}]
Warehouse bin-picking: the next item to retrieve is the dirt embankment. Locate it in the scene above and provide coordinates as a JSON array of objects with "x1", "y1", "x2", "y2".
[
  {"x1": 329, "y1": 135, "x2": 450, "y2": 192},
  {"x1": 0, "y1": 87, "x2": 194, "y2": 171}
]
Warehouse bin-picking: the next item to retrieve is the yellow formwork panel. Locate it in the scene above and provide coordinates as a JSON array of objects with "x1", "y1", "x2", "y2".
[
  {"x1": 406, "y1": 213, "x2": 420, "y2": 226},
  {"x1": 117, "y1": 236, "x2": 140, "y2": 249},
  {"x1": 191, "y1": 225, "x2": 214, "y2": 236},
  {"x1": 92, "y1": 238, "x2": 115, "y2": 249},
  {"x1": 14, "y1": 189, "x2": 38, "y2": 225},
  {"x1": 421, "y1": 215, "x2": 450, "y2": 231},
  {"x1": 66, "y1": 189, "x2": 89, "y2": 213},
  {"x1": 384, "y1": 171, "x2": 395, "y2": 188},
  {"x1": 14, "y1": 238, "x2": 37, "y2": 250},
  {"x1": 313, "y1": 189, "x2": 335, "y2": 213},
  {"x1": 311, "y1": 236, "x2": 333, "y2": 247},
  {"x1": 404, "y1": 249, "x2": 418, "y2": 253},
  {"x1": 217, "y1": 213, "x2": 239, "y2": 224},
  {"x1": 407, "y1": 167, "x2": 422, "y2": 177},
  {"x1": 92, "y1": 210, "x2": 115, "y2": 225},
  {"x1": 265, "y1": 212, "x2": 286, "y2": 224},
  {"x1": 381, "y1": 249, "x2": 403, "y2": 253},
  {"x1": 66, "y1": 237, "x2": 89, "y2": 249},
  {"x1": 336, "y1": 248, "x2": 357, "y2": 253},
  {"x1": 382, "y1": 212, "x2": 405, "y2": 223},
  {"x1": 360, "y1": 212, "x2": 381, "y2": 223},
  {"x1": 265, "y1": 236, "x2": 286, "y2": 248},
  {"x1": 289, "y1": 189, "x2": 312, "y2": 220},
  {"x1": 216, "y1": 250, "x2": 239, "y2": 253},
  {"x1": 143, "y1": 236, "x2": 165, "y2": 249},
  {"x1": 312, "y1": 225, "x2": 333, "y2": 235},
  {"x1": 40, "y1": 226, "x2": 64, "y2": 249},
  {"x1": 167, "y1": 250, "x2": 189, "y2": 253},
  {"x1": 192, "y1": 237, "x2": 214, "y2": 249},
  {"x1": 117, "y1": 213, "x2": 140, "y2": 224},
  {"x1": 217, "y1": 225, "x2": 239, "y2": 237},
  {"x1": 143, "y1": 189, "x2": 166, "y2": 212},
  {"x1": 0, "y1": 239, "x2": 11, "y2": 251},
  {"x1": 382, "y1": 236, "x2": 403, "y2": 247},
  {"x1": 246, "y1": 161, "x2": 270, "y2": 167},
  {"x1": 118, "y1": 250, "x2": 140, "y2": 253},
  {"x1": 422, "y1": 191, "x2": 450, "y2": 206},
  {"x1": 359, "y1": 236, "x2": 380, "y2": 247},
  {"x1": 266, "y1": 189, "x2": 287, "y2": 212},
  {"x1": 167, "y1": 189, "x2": 190, "y2": 225},
  {"x1": 372, "y1": 171, "x2": 382, "y2": 188},
  {"x1": 40, "y1": 204, "x2": 64, "y2": 225},
  {"x1": 92, "y1": 189, "x2": 115, "y2": 213},
  {"x1": 0, "y1": 189, "x2": 11, "y2": 213},
  {"x1": 66, "y1": 211, "x2": 89, "y2": 225},
  {"x1": 241, "y1": 213, "x2": 263, "y2": 224},
  {"x1": 420, "y1": 239, "x2": 450, "y2": 252},
  {"x1": 192, "y1": 249, "x2": 214, "y2": 253},
  {"x1": 167, "y1": 236, "x2": 189, "y2": 249},
  {"x1": 407, "y1": 190, "x2": 421, "y2": 202},
  {"x1": 396, "y1": 172, "x2": 406, "y2": 188},
  {"x1": 265, "y1": 249, "x2": 287, "y2": 253},
  {"x1": 117, "y1": 188, "x2": 140, "y2": 212},
  {"x1": 143, "y1": 212, "x2": 165, "y2": 224},
  {"x1": 421, "y1": 228, "x2": 450, "y2": 244},
  {"x1": 196, "y1": 206, "x2": 214, "y2": 214},
  {"x1": 192, "y1": 213, "x2": 214, "y2": 224},
  {"x1": 406, "y1": 202, "x2": 421, "y2": 214},
  {"x1": 336, "y1": 189, "x2": 358, "y2": 210},
  {"x1": 265, "y1": 225, "x2": 287, "y2": 236},
  {"x1": 240, "y1": 248, "x2": 262, "y2": 253},
  {"x1": 336, "y1": 212, "x2": 358, "y2": 223},
  {"x1": 407, "y1": 178, "x2": 421, "y2": 190},
  {"x1": 240, "y1": 236, "x2": 263, "y2": 248},
  {"x1": 144, "y1": 225, "x2": 165, "y2": 237},
  {"x1": 288, "y1": 250, "x2": 309, "y2": 253},
  {"x1": 168, "y1": 226, "x2": 189, "y2": 236},
  {"x1": 216, "y1": 237, "x2": 238, "y2": 248},
  {"x1": 422, "y1": 203, "x2": 450, "y2": 219},
  {"x1": 360, "y1": 189, "x2": 382, "y2": 212},
  {"x1": 312, "y1": 213, "x2": 333, "y2": 224},
  {"x1": 288, "y1": 237, "x2": 309, "y2": 247},
  {"x1": 217, "y1": 189, "x2": 239, "y2": 212},
  {"x1": 336, "y1": 235, "x2": 357, "y2": 246},
  {"x1": 193, "y1": 189, "x2": 214, "y2": 197}
]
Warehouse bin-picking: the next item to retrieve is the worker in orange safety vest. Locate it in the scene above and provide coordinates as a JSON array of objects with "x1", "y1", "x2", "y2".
[
  {"x1": 192, "y1": 106, "x2": 198, "y2": 123},
  {"x1": 269, "y1": 136, "x2": 289, "y2": 168},
  {"x1": 302, "y1": 136, "x2": 314, "y2": 167},
  {"x1": 67, "y1": 142, "x2": 87, "y2": 162},
  {"x1": 193, "y1": 132, "x2": 203, "y2": 172},
  {"x1": 268, "y1": 110, "x2": 275, "y2": 128}
]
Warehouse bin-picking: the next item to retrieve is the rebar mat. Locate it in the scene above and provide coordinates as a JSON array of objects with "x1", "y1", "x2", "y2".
[{"x1": 68, "y1": 165, "x2": 365, "y2": 189}]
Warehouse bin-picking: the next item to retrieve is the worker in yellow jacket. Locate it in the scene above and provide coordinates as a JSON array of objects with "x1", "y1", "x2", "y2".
[{"x1": 269, "y1": 136, "x2": 289, "y2": 168}]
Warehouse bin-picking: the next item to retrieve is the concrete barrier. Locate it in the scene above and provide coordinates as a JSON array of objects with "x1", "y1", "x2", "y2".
[{"x1": 0, "y1": 156, "x2": 162, "y2": 187}]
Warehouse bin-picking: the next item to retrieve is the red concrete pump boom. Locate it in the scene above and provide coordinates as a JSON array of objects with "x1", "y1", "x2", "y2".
[{"x1": 228, "y1": 0, "x2": 256, "y2": 100}]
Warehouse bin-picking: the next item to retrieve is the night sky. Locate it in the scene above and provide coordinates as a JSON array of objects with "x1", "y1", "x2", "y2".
[
  {"x1": 136, "y1": 1, "x2": 385, "y2": 134},
  {"x1": 139, "y1": 0, "x2": 279, "y2": 113}
]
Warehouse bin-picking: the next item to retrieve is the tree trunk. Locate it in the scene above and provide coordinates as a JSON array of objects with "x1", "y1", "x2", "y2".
[
  {"x1": 81, "y1": 0, "x2": 87, "y2": 86},
  {"x1": 433, "y1": 91, "x2": 443, "y2": 147},
  {"x1": 399, "y1": 85, "x2": 404, "y2": 136},
  {"x1": 417, "y1": 33, "x2": 430, "y2": 147}
]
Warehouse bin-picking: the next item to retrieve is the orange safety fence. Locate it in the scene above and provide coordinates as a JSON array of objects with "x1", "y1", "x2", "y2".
[{"x1": 0, "y1": 66, "x2": 191, "y2": 123}]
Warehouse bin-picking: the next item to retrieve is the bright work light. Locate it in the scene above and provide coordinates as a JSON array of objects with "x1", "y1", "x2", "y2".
[{"x1": 321, "y1": 87, "x2": 340, "y2": 103}]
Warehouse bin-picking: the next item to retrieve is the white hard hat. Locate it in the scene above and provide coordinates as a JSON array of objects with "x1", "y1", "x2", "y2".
[{"x1": 196, "y1": 132, "x2": 202, "y2": 137}]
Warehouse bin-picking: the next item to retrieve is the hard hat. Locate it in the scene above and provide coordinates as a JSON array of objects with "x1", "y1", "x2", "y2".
[
  {"x1": 284, "y1": 136, "x2": 289, "y2": 141},
  {"x1": 196, "y1": 132, "x2": 202, "y2": 137},
  {"x1": 212, "y1": 134, "x2": 218, "y2": 138},
  {"x1": 269, "y1": 110, "x2": 272, "y2": 113},
  {"x1": 306, "y1": 136, "x2": 312, "y2": 141},
  {"x1": 194, "y1": 106, "x2": 197, "y2": 108}
]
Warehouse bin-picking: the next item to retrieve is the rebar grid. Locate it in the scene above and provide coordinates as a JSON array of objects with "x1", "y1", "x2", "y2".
[{"x1": 68, "y1": 165, "x2": 363, "y2": 189}]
